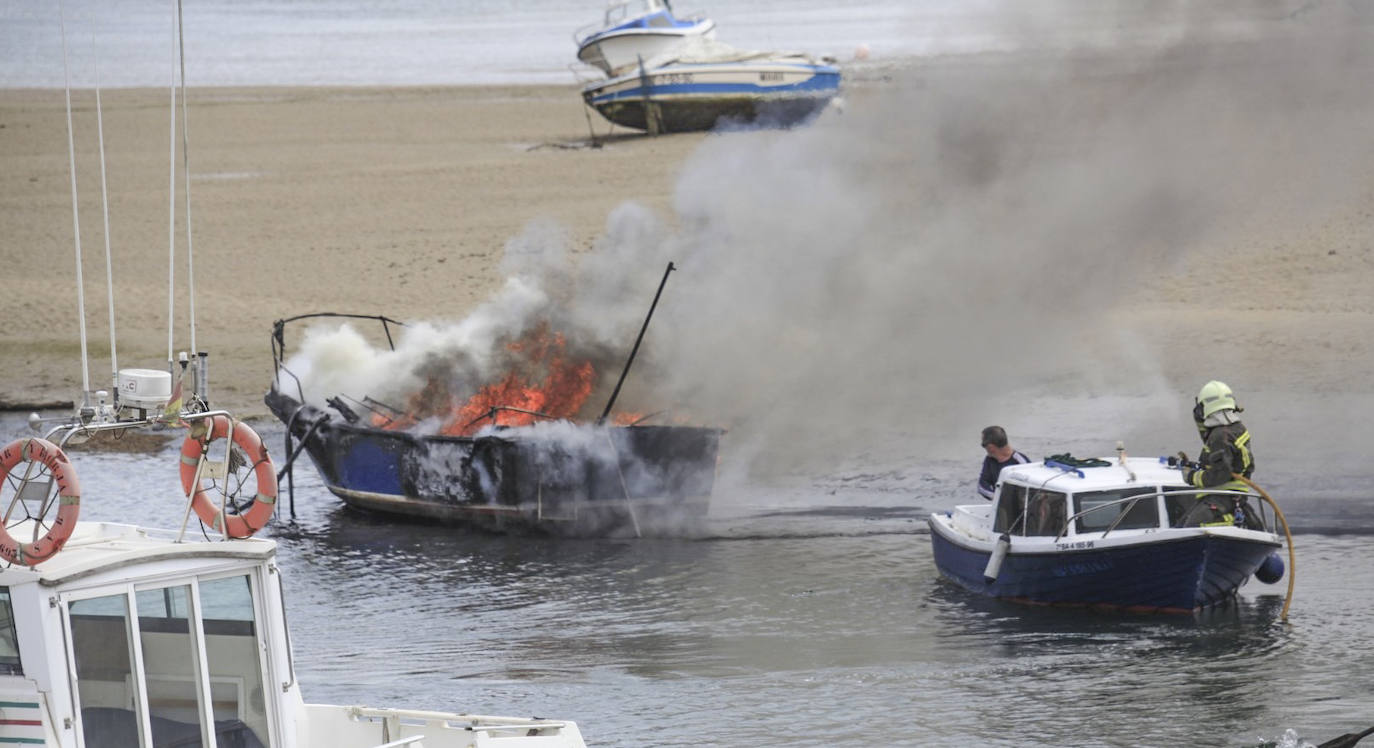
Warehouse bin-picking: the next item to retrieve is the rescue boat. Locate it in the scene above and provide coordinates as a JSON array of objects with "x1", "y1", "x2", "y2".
[{"x1": 928, "y1": 452, "x2": 1291, "y2": 613}]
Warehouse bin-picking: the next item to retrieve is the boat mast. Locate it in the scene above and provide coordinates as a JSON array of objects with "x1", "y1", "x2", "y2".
[
  {"x1": 166, "y1": 0, "x2": 178, "y2": 375},
  {"x1": 58, "y1": 0, "x2": 93, "y2": 415},
  {"x1": 177, "y1": 0, "x2": 198, "y2": 361},
  {"x1": 95, "y1": 60, "x2": 120, "y2": 396}
]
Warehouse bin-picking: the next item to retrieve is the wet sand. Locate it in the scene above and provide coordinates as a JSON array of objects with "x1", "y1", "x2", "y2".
[
  {"x1": 1, "y1": 66, "x2": 1371, "y2": 424},
  {"x1": 1, "y1": 84, "x2": 707, "y2": 416}
]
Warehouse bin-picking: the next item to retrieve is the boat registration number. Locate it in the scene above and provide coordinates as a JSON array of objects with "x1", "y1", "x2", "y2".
[
  {"x1": 658, "y1": 73, "x2": 694, "y2": 84},
  {"x1": 759, "y1": 71, "x2": 785, "y2": 82},
  {"x1": 1056, "y1": 540, "x2": 1095, "y2": 550}
]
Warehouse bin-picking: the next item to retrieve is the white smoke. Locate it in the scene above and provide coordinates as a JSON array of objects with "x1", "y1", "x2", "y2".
[{"x1": 282, "y1": 1, "x2": 1374, "y2": 484}]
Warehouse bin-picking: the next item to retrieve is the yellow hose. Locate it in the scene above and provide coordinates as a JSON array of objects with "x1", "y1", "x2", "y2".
[{"x1": 1233, "y1": 473, "x2": 1295, "y2": 621}]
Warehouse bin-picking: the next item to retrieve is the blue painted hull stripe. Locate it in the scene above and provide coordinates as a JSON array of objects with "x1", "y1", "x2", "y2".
[{"x1": 591, "y1": 78, "x2": 839, "y2": 104}]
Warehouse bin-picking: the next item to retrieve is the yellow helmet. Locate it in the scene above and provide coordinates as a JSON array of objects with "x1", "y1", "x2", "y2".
[{"x1": 1197, "y1": 380, "x2": 1238, "y2": 418}]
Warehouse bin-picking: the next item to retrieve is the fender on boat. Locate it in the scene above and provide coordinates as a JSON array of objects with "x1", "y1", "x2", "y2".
[
  {"x1": 1255, "y1": 551, "x2": 1285, "y2": 584},
  {"x1": 983, "y1": 533, "x2": 1011, "y2": 582}
]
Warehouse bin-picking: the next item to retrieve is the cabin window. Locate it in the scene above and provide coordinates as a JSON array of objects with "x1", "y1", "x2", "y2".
[
  {"x1": 1025, "y1": 489, "x2": 1068, "y2": 537},
  {"x1": 66, "y1": 572, "x2": 273, "y2": 748},
  {"x1": 69, "y1": 593, "x2": 145, "y2": 747},
  {"x1": 135, "y1": 585, "x2": 210, "y2": 738},
  {"x1": 0, "y1": 588, "x2": 21, "y2": 675},
  {"x1": 993, "y1": 484, "x2": 1026, "y2": 534},
  {"x1": 1074, "y1": 487, "x2": 1161, "y2": 534},
  {"x1": 200, "y1": 575, "x2": 271, "y2": 746}
]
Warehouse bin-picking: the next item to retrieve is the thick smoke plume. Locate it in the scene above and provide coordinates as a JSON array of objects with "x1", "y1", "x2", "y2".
[{"x1": 284, "y1": 2, "x2": 1373, "y2": 480}]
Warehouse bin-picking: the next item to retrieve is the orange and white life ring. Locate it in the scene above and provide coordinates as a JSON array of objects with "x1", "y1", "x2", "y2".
[
  {"x1": 179, "y1": 415, "x2": 278, "y2": 538},
  {"x1": 0, "y1": 438, "x2": 81, "y2": 566}
]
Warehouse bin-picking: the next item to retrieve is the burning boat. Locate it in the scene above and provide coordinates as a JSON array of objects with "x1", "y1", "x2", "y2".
[{"x1": 267, "y1": 267, "x2": 723, "y2": 537}]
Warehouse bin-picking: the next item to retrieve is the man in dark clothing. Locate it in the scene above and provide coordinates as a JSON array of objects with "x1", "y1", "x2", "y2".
[
  {"x1": 1178, "y1": 380, "x2": 1261, "y2": 528},
  {"x1": 978, "y1": 425, "x2": 1030, "y2": 500}
]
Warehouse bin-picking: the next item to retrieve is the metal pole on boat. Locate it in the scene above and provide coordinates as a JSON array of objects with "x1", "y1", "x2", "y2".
[
  {"x1": 58, "y1": 0, "x2": 93, "y2": 416},
  {"x1": 598, "y1": 261, "x2": 674, "y2": 425}
]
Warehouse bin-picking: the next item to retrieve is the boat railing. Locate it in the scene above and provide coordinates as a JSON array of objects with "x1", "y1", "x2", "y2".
[
  {"x1": 41, "y1": 407, "x2": 231, "y2": 449},
  {"x1": 270, "y1": 312, "x2": 407, "y2": 404},
  {"x1": 1054, "y1": 487, "x2": 1273, "y2": 542}
]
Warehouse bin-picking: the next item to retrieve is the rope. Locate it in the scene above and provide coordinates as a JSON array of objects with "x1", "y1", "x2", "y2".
[{"x1": 1233, "y1": 473, "x2": 1295, "y2": 622}]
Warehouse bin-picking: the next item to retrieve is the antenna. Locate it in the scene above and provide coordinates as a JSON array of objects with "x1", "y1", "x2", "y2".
[
  {"x1": 166, "y1": 0, "x2": 178, "y2": 370},
  {"x1": 176, "y1": 0, "x2": 197, "y2": 357},
  {"x1": 58, "y1": 0, "x2": 92, "y2": 415},
  {"x1": 95, "y1": 51, "x2": 120, "y2": 398}
]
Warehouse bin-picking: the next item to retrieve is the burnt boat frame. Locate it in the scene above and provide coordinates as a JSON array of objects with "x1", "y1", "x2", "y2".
[{"x1": 267, "y1": 309, "x2": 722, "y2": 537}]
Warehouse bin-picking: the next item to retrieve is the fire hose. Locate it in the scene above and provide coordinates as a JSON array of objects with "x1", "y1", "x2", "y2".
[{"x1": 1233, "y1": 473, "x2": 1296, "y2": 622}]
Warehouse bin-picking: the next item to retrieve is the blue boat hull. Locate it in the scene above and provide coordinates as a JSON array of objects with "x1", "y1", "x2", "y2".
[
  {"x1": 268, "y1": 390, "x2": 721, "y2": 537},
  {"x1": 928, "y1": 519, "x2": 1280, "y2": 612},
  {"x1": 583, "y1": 64, "x2": 840, "y2": 133}
]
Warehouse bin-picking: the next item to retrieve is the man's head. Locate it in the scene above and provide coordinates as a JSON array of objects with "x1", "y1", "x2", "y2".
[{"x1": 981, "y1": 425, "x2": 1009, "y2": 452}]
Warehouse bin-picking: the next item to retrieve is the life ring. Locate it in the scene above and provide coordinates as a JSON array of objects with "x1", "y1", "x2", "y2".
[
  {"x1": 0, "y1": 438, "x2": 81, "y2": 566},
  {"x1": 179, "y1": 415, "x2": 277, "y2": 538}
]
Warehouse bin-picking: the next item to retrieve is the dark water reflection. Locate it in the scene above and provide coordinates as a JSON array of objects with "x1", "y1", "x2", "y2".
[{"x1": 4, "y1": 414, "x2": 1372, "y2": 747}]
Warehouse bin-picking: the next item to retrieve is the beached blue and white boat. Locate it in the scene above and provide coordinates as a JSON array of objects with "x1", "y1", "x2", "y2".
[
  {"x1": 582, "y1": 39, "x2": 840, "y2": 133},
  {"x1": 928, "y1": 454, "x2": 1289, "y2": 613},
  {"x1": 575, "y1": 0, "x2": 716, "y2": 77}
]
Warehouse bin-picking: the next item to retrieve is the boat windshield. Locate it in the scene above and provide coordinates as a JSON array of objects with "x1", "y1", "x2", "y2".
[
  {"x1": 68, "y1": 571, "x2": 272, "y2": 747},
  {"x1": 0, "y1": 588, "x2": 19, "y2": 675},
  {"x1": 606, "y1": 0, "x2": 661, "y2": 25},
  {"x1": 1074, "y1": 487, "x2": 1161, "y2": 534},
  {"x1": 994, "y1": 485, "x2": 1068, "y2": 536}
]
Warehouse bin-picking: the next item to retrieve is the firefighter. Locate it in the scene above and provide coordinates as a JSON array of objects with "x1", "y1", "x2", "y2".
[{"x1": 1178, "y1": 380, "x2": 1261, "y2": 528}]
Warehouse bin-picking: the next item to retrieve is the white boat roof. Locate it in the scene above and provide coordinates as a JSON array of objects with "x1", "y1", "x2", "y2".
[
  {"x1": 999, "y1": 456, "x2": 1189, "y2": 493},
  {"x1": 0, "y1": 520, "x2": 275, "y2": 588}
]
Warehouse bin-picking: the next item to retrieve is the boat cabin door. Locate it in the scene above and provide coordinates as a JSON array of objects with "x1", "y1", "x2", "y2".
[{"x1": 59, "y1": 572, "x2": 276, "y2": 747}]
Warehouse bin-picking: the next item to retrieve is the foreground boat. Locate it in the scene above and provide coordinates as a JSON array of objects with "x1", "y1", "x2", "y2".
[
  {"x1": 4, "y1": 4, "x2": 583, "y2": 742},
  {"x1": 575, "y1": 0, "x2": 716, "y2": 77},
  {"x1": 0, "y1": 448, "x2": 587, "y2": 746},
  {"x1": 928, "y1": 455, "x2": 1289, "y2": 613},
  {"x1": 582, "y1": 40, "x2": 841, "y2": 134},
  {"x1": 268, "y1": 312, "x2": 723, "y2": 537}
]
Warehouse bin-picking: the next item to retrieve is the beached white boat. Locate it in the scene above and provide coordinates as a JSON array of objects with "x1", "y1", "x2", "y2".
[
  {"x1": 575, "y1": 0, "x2": 716, "y2": 77},
  {"x1": 582, "y1": 39, "x2": 840, "y2": 133},
  {"x1": 928, "y1": 453, "x2": 1293, "y2": 614}
]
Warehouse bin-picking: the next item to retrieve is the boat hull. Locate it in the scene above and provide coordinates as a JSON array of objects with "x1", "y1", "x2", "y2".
[
  {"x1": 928, "y1": 516, "x2": 1281, "y2": 613},
  {"x1": 583, "y1": 60, "x2": 840, "y2": 133},
  {"x1": 267, "y1": 389, "x2": 720, "y2": 537}
]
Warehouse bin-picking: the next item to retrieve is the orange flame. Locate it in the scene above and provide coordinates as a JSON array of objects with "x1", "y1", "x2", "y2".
[{"x1": 374, "y1": 323, "x2": 598, "y2": 436}]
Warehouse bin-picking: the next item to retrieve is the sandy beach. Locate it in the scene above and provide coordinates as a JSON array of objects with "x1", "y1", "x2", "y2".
[
  {"x1": 2, "y1": 36, "x2": 1372, "y2": 468},
  {"x1": 1, "y1": 84, "x2": 710, "y2": 416}
]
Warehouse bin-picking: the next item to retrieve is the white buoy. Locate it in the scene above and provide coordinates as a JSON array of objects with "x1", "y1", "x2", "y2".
[{"x1": 983, "y1": 533, "x2": 1011, "y2": 582}]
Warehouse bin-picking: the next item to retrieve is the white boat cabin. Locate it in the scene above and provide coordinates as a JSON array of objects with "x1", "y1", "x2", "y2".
[
  {"x1": 0, "y1": 520, "x2": 583, "y2": 747},
  {"x1": 982, "y1": 457, "x2": 1212, "y2": 542},
  {"x1": 601, "y1": 0, "x2": 675, "y2": 28}
]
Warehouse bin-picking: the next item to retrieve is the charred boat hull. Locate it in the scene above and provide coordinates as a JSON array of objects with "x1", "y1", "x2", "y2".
[{"x1": 267, "y1": 389, "x2": 720, "y2": 537}]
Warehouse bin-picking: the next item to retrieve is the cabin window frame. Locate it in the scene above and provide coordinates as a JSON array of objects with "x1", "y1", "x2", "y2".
[
  {"x1": 0, "y1": 587, "x2": 21, "y2": 676},
  {"x1": 994, "y1": 483, "x2": 1070, "y2": 537},
  {"x1": 58, "y1": 563, "x2": 278, "y2": 748},
  {"x1": 1072, "y1": 486, "x2": 1165, "y2": 535}
]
